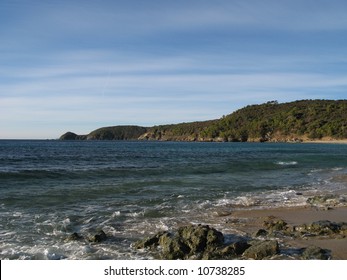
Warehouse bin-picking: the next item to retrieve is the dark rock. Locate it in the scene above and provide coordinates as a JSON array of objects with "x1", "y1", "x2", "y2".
[
  {"x1": 134, "y1": 231, "x2": 168, "y2": 249},
  {"x1": 160, "y1": 236, "x2": 190, "y2": 260},
  {"x1": 309, "y1": 220, "x2": 340, "y2": 234},
  {"x1": 203, "y1": 240, "x2": 251, "y2": 260},
  {"x1": 253, "y1": 229, "x2": 268, "y2": 237},
  {"x1": 301, "y1": 246, "x2": 330, "y2": 260},
  {"x1": 231, "y1": 240, "x2": 251, "y2": 255},
  {"x1": 294, "y1": 220, "x2": 345, "y2": 237},
  {"x1": 242, "y1": 240, "x2": 279, "y2": 260},
  {"x1": 133, "y1": 225, "x2": 224, "y2": 260},
  {"x1": 89, "y1": 230, "x2": 107, "y2": 243},
  {"x1": 177, "y1": 224, "x2": 224, "y2": 253}
]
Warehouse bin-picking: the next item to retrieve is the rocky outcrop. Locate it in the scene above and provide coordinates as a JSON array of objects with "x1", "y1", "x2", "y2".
[
  {"x1": 134, "y1": 225, "x2": 226, "y2": 260},
  {"x1": 133, "y1": 224, "x2": 332, "y2": 260},
  {"x1": 255, "y1": 216, "x2": 347, "y2": 239},
  {"x1": 133, "y1": 220, "x2": 344, "y2": 259},
  {"x1": 293, "y1": 220, "x2": 347, "y2": 238},
  {"x1": 306, "y1": 194, "x2": 346, "y2": 209},
  {"x1": 65, "y1": 229, "x2": 108, "y2": 243}
]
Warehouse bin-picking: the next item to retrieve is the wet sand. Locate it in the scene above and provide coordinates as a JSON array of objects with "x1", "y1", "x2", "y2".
[{"x1": 229, "y1": 206, "x2": 347, "y2": 259}]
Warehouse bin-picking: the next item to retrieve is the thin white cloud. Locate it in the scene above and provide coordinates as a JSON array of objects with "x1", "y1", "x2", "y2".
[{"x1": 1, "y1": 0, "x2": 347, "y2": 138}]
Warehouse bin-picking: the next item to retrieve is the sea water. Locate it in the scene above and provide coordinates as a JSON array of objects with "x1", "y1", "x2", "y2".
[{"x1": 1, "y1": 140, "x2": 347, "y2": 259}]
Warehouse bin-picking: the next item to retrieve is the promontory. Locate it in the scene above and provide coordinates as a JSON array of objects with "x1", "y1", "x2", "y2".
[{"x1": 60, "y1": 99, "x2": 347, "y2": 143}]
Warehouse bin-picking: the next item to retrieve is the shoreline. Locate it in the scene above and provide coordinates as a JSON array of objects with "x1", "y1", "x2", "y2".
[
  {"x1": 302, "y1": 139, "x2": 347, "y2": 144},
  {"x1": 225, "y1": 205, "x2": 347, "y2": 259}
]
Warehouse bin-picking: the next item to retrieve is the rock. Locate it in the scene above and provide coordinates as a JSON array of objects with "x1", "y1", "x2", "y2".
[
  {"x1": 133, "y1": 225, "x2": 224, "y2": 260},
  {"x1": 242, "y1": 240, "x2": 279, "y2": 260},
  {"x1": 221, "y1": 240, "x2": 250, "y2": 256},
  {"x1": 263, "y1": 217, "x2": 288, "y2": 232},
  {"x1": 308, "y1": 220, "x2": 340, "y2": 234},
  {"x1": 301, "y1": 246, "x2": 330, "y2": 260},
  {"x1": 89, "y1": 230, "x2": 107, "y2": 243},
  {"x1": 253, "y1": 229, "x2": 268, "y2": 237},
  {"x1": 306, "y1": 194, "x2": 341, "y2": 208},
  {"x1": 133, "y1": 221, "x2": 341, "y2": 260},
  {"x1": 177, "y1": 225, "x2": 224, "y2": 253},
  {"x1": 159, "y1": 236, "x2": 190, "y2": 260},
  {"x1": 294, "y1": 220, "x2": 346, "y2": 237},
  {"x1": 134, "y1": 231, "x2": 168, "y2": 249}
]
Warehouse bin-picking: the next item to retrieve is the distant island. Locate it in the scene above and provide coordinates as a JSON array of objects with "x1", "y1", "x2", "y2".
[{"x1": 60, "y1": 99, "x2": 347, "y2": 142}]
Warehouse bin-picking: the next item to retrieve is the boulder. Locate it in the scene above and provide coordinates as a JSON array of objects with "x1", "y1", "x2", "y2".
[
  {"x1": 263, "y1": 216, "x2": 288, "y2": 232},
  {"x1": 177, "y1": 224, "x2": 224, "y2": 253},
  {"x1": 89, "y1": 230, "x2": 107, "y2": 243},
  {"x1": 133, "y1": 224, "x2": 224, "y2": 259},
  {"x1": 242, "y1": 240, "x2": 279, "y2": 260},
  {"x1": 159, "y1": 235, "x2": 191, "y2": 260},
  {"x1": 253, "y1": 229, "x2": 269, "y2": 238},
  {"x1": 301, "y1": 246, "x2": 330, "y2": 260}
]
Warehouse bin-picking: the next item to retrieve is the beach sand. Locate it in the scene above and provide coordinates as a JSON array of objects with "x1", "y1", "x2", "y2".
[
  {"x1": 304, "y1": 139, "x2": 347, "y2": 144},
  {"x1": 228, "y1": 205, "x2": 347, "y2": 259}
]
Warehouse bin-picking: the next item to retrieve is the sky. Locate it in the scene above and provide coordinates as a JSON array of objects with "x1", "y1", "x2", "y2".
[{"x1": 1, "y1": 0, "x2": 347, "y2": 139}]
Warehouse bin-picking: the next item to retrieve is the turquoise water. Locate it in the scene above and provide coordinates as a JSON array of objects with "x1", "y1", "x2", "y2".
[{"x1": 1, "y1": 140, "x2": 347, "y2": 259}]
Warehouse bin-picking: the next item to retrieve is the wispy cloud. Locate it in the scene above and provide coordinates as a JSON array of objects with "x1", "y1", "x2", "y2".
[{"x1": 1, "y1": 0, "x2": 346, "y2": 138}]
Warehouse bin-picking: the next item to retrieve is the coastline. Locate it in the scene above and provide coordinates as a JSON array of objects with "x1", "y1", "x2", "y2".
[
  {"x1": 302, "y1": 139, "x2": 347, "y2": 144},
  {"x1": 225, "y1": 205, "x2": 347, "y2": 259}
]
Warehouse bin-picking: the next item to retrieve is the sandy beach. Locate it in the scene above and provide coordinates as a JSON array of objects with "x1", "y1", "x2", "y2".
[
  {"x1": 303, "y1": 139, "x2": 347, "y2": 144},
  {"x1": 228, "y1": 205, "x2": 347, "y2": 259}
]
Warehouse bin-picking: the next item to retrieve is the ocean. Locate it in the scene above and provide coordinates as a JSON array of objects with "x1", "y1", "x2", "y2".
[{"x1": 1, "y1": 140, "x2": 347, "y2": 260}]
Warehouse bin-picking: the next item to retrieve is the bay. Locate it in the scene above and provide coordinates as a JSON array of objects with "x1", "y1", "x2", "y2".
[{"x1": 1, "y1": 140, "x2": 347, "y2": 259}]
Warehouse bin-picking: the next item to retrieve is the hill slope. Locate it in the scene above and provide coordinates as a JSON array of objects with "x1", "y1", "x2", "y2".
[
  {"x1": 60, "y1": 100, "x2": 347, "y2": 142},
  {"x1": 201, "y1": 100, "x2": 347, "y2": 142}
]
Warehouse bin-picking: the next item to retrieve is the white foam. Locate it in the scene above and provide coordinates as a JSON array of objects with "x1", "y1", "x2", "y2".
[
  {"x1": 112, "y1": 211, "x2": 121, "y2": 217},
  {"x1": 276, "y1": 161, "x2": 298, "y2": 166}
]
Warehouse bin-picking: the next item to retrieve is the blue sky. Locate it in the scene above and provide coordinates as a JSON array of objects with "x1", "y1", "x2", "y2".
[{"x1": 1, "y1": 0, "x2": 347, "y2": 139}]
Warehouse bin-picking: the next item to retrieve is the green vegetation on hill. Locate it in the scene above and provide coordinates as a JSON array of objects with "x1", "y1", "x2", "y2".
[
  {"x1": 86, "y1": 126, "x2": 147, "y2": 140},
  {"x1": 60, "y1": 100, "x2": 347, "y2": 142},
  {"x1": 140, "y1": 120, "x2": 216, "y2": 141},
  {"x1": 201, "y1": 100, "x2": 347, "y2": 142}
]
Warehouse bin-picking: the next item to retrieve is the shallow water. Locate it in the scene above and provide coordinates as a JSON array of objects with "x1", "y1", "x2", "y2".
[{"x1": 1, "y1": 140, "x2": 347, "y2": 259}]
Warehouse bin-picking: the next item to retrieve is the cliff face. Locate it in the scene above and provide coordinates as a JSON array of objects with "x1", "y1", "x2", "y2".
[{"x1": 60, "y1": 99, "x2": 347, "y2": 142}]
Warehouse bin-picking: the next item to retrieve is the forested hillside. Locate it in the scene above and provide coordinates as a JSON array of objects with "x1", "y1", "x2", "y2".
[
  {"x1": 60, "y1": 100, "x2": 347, "y2": 142},
  {"x1": 200, "y1": 100, "x2": 347, "y2": 142}
]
